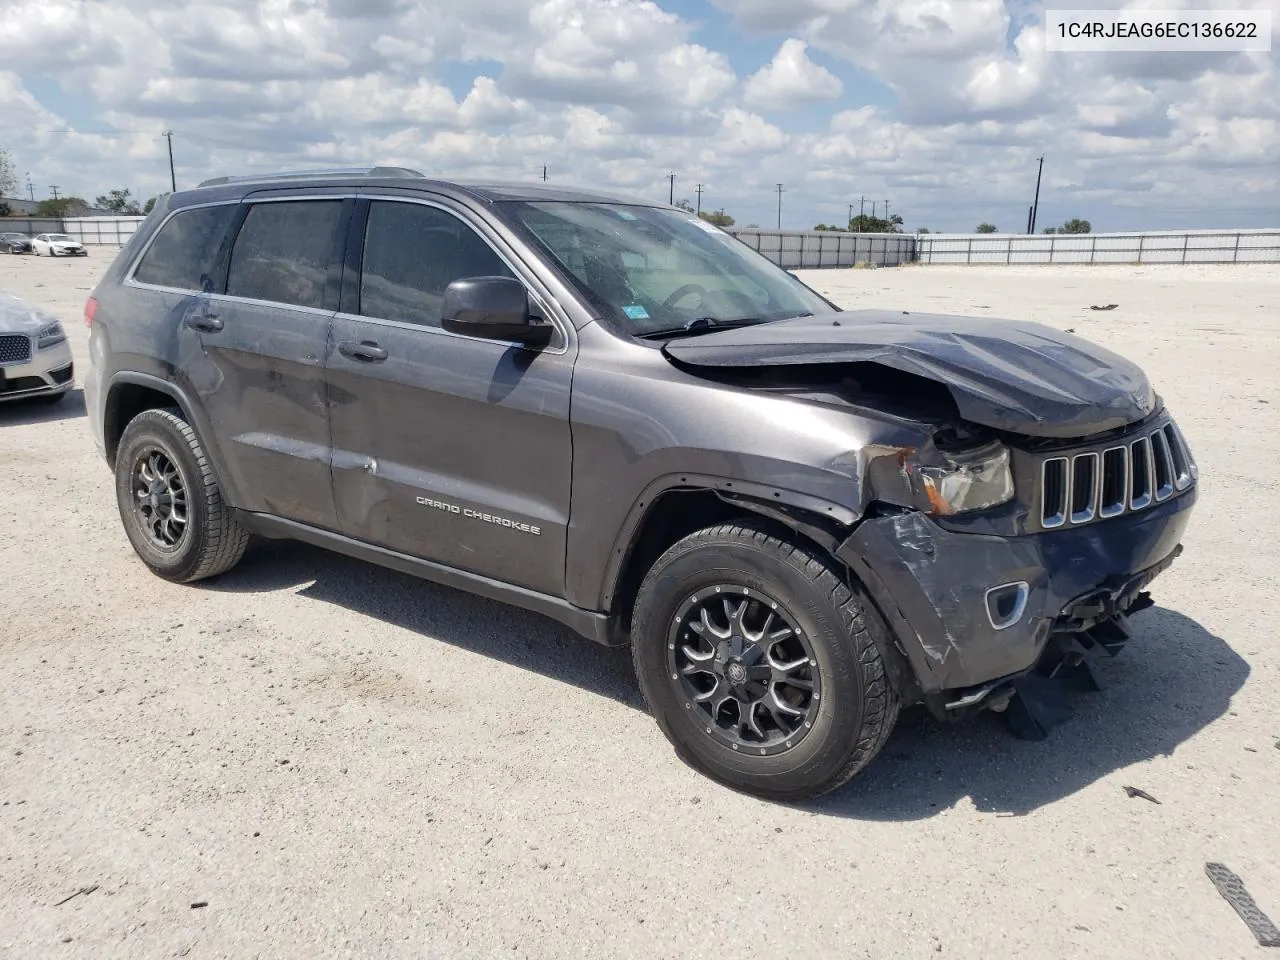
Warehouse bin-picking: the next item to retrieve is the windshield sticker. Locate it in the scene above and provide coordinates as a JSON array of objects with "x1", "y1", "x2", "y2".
[{"x1": 623, "y1": 304, "x2": 651, "y2": 320}]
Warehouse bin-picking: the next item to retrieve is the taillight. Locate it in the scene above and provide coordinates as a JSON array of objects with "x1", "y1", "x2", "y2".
[{"x1": 84, "y1": 296, "x2": 98, "y2": 327}]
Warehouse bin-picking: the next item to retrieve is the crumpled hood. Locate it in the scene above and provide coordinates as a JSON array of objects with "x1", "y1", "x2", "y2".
[
  {"x1": 662, "y1": 309, "x2": 1157, "y2": 439},
  {"x1": 0, "y1": 290, "x2": 62, "y2": 335}
]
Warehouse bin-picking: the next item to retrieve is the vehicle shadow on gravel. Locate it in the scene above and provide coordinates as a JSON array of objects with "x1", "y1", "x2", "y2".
[
  {"x1": 205, "y1": 538, "x2": 644, "y2": 708},
  {"x1": 0, "y1": 388, "x2": 86, "y2": 425},
  {"x1": 810, "y1": 607, "x2": 1249, "y2": 819}
]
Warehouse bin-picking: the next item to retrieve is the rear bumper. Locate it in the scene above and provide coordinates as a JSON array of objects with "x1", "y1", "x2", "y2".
[{"x1": 837, "y1": 487, "x2": 1197, "y2": 697}]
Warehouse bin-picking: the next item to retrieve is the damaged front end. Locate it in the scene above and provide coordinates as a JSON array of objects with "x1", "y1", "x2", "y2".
[
  {"x1": 839, "y1": 409, "x2": 1198, "y2": 739},
  {"x1": 661, "y1": 308, "x2": 1200, "y2": 739}
]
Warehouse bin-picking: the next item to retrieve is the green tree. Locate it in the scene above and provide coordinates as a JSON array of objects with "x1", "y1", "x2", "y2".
[
  {"x1": 1042, "y1": 227, "x2": 1058, "y2": 234},
  {"x1": 673, "y1": 198, "x2": 695, "y2": 213},
  {"x1": 916, "y1": 227, "x2": 931, "y2": 234},
  {"x1": 35, "y1": 197, "x2": 88, "y2": 217},
  {"x1": 93, "y1": 188, "x2": 142, "y2": 215},
  {"x1": 143, "y1": 196, "x2": 157, "y2": 215},
  {"x1": 0, "y1": 148, "x2": 16, "y2": 198},
  {"x1": 849, "y1": 213, "x2": 903, "y2": 233},
  {"x1": 976, "y1": 223, "x2": 998, "y2": 234},
  {"x1": 1061, "y1": 218, "x2": 1091, "y2": 234},
  {"x1": 699, "y1": 209, "x2": 735, "y2": 227}
]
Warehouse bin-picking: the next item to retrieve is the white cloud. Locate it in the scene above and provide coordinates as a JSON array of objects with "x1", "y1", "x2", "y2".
[
  {"x1": 0, "y1": 0, "x2": 1276, "y2": 231},
  {"x1": 744, "y1": 39, "x2": 843, "y2": 111}
]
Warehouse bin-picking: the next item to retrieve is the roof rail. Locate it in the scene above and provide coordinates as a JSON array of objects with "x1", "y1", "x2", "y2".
[{"x1": 196, "y1": 166, "x2": 426, "y2": 188}]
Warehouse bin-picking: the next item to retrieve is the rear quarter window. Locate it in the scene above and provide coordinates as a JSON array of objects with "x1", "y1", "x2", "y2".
[{"x1": 132, "y1": 204, "x2": 238, "y2": 292}]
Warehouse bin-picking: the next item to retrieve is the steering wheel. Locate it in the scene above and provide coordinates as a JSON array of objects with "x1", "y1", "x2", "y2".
[{"x1": 662, "y1": 284, "x2": 709, "y2": 311}]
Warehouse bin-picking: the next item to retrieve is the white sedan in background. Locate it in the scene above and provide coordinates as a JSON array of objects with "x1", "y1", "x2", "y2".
[{"x1": 32, "y1": 233, "x2": 88, "y2": 257}]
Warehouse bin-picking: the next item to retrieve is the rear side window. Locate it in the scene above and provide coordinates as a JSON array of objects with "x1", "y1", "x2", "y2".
[
  {"x1": 133, "y1": 204, "x2": 238, "y2": 291},
  {"x1": 359, "y1": 201, "x2": 515, "y2": 328},
  {"x1": 227, "y1": 200, "x2": 343, "y2": 309}
]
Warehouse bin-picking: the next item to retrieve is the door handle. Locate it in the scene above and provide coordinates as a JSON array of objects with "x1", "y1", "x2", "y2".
[
  {"x1": 185, "y1": 314, "x2": 224, "y2": 333},
  {"x1": 338, "y1": 340, "x2": 389, "y2": 363}
]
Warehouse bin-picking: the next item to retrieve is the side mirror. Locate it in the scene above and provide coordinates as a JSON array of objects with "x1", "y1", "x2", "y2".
[{"x1": 441, "y1": 276, "x2": 553, "y2": 346}]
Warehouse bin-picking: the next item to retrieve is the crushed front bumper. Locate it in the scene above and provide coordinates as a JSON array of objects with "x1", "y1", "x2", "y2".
[{"x1": 837, "y1": 487, "x2": 1197, "y2": 705}]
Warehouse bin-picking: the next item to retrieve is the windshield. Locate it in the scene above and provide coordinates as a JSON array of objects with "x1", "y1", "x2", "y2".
[
  {"x1": 48, "y1": 234, "x2": 74, "y2": 242},
  {"x1": 500, "y1": 201, "x2": 834, "y2": 337}
]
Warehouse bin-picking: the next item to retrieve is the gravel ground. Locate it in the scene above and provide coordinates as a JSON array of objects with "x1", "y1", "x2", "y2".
[{"x1": 1, "y1": 252, "x2": 1277, "y2": 959}]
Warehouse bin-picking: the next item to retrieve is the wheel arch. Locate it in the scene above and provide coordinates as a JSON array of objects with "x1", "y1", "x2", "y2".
[
  {"x1": 604, "y1": 479, "x2": 920, "y2": 703},
  {"x1": 103, "y1": 372, "x2": 240, "y2": 507}
]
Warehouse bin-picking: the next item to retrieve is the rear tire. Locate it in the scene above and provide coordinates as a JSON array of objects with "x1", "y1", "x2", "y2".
[
  {"x1": 632, "y1": 521, "x2": 899, "y2": 800},
  {"x1": 114, "y1": 408, "x2": 249, "y2": 583}
]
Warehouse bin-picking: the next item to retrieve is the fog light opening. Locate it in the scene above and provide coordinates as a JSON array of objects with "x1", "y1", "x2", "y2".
[{"x1": 985, "y1": 581, "x2": 1030, "y2": 631}]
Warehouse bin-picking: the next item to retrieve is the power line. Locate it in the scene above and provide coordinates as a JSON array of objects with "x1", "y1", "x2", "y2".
[{"x1": 776, "y1": 183, "x2": 785, "y2": 229}]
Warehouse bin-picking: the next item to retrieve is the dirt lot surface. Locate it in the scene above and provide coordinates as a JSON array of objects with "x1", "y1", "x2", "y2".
[{"x1": 1, "y1": 252, "x2": 1277, "y2": 959}]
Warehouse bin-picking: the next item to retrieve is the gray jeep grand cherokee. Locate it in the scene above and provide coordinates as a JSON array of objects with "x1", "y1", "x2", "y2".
[{"x1": 85, "y1": 167, "x2": 1197, "y2": 799}]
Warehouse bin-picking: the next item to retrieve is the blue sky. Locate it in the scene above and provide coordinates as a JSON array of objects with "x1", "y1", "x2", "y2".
[{"x1": 2, "y1": 0, "x2": 1277, "y2": 231}]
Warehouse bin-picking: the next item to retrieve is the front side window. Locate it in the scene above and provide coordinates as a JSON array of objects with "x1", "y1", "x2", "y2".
[
  {"x1": 359, "y1": 200, "x2": 515, "y2": 328},
  {"x1": 499, "y1": 202, "x2": 833, "y2": 337},
  {"x1": 226, "y1": 200, "x2": 343, "y2": 309},
  {"x1": 133, "y1": 204, "x2": 238, "y2": 291}
]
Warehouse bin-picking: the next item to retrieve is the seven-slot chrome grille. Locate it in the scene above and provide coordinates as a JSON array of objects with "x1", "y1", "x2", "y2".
[
  {"x1": 1040, "y1": 421, "x2": 1194, "y2": 530},
  {"x1": 0, "y1": 334, "x2": 32, "y2": 365}
]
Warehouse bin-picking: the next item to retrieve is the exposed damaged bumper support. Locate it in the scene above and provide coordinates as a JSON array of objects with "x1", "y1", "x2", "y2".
[{"x1": 836, "y1": 487, "x2": 1197, "y2": 726}]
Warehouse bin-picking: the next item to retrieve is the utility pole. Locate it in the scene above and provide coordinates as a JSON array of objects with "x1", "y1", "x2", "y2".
[
  {"x1": 884, "y1": 200, "x2": 891, "y2": 225},
  {"x1": 1026, "y1": 205, "x2": 1034, "y2": 234},
  {"x1": 163, "y1": 130, "x2": 176, "y2": 193},
  {"x1": 775, "y1": 183, "x2": 785, "y2": 229},
  {"x1": 49, "y1": 185, "x2": 60, "y2": 200},
  {"x1": 26, "y1": 175, "x2": 34, "y2": 201},
  {"x1": 667, "y1": 172, "x2": 676, "y2": 205},
  {"x1": 871, "y1": 201, "x2": 877, "y2": 219},
  {"x1": 695, "y1": 183, "x2": 705, "y2": 216},
  {"x1": 848, "y1": 203, "x2": 855, "y2": 228},
  {"x1": 542, "y1": 164, "x2": 548, "y2": 182},
  {"x1": 1030, "y1": 155, "x2": 1044, "y2": 233}
]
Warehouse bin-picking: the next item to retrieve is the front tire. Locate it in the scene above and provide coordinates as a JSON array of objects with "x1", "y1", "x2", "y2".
[
  {"x1": 632, "y1": 521, "x2": 900, "y2": 800},
  {"x1": 114, "y1": 408, "x2": 249, "y2": 583}
]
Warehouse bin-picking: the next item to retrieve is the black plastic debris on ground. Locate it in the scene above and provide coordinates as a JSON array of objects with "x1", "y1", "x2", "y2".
[
  {"x1": 1089, "y1": 304, "x2": 1120, "y2": 311},
  {"x1": 53, "y1": 884, "x2": 99, "y2": 907},
  {"x1": 1205, "y1": 862, "x2": 1280, "y2": 948},
  {"x1": 1122, "y1": 786, "x2": 1161, "y2": 804}
]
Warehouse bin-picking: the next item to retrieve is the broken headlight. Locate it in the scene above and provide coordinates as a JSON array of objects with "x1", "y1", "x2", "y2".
[{"x1": 914, "y1": 442, "x2": 1014, "y2": 516}]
